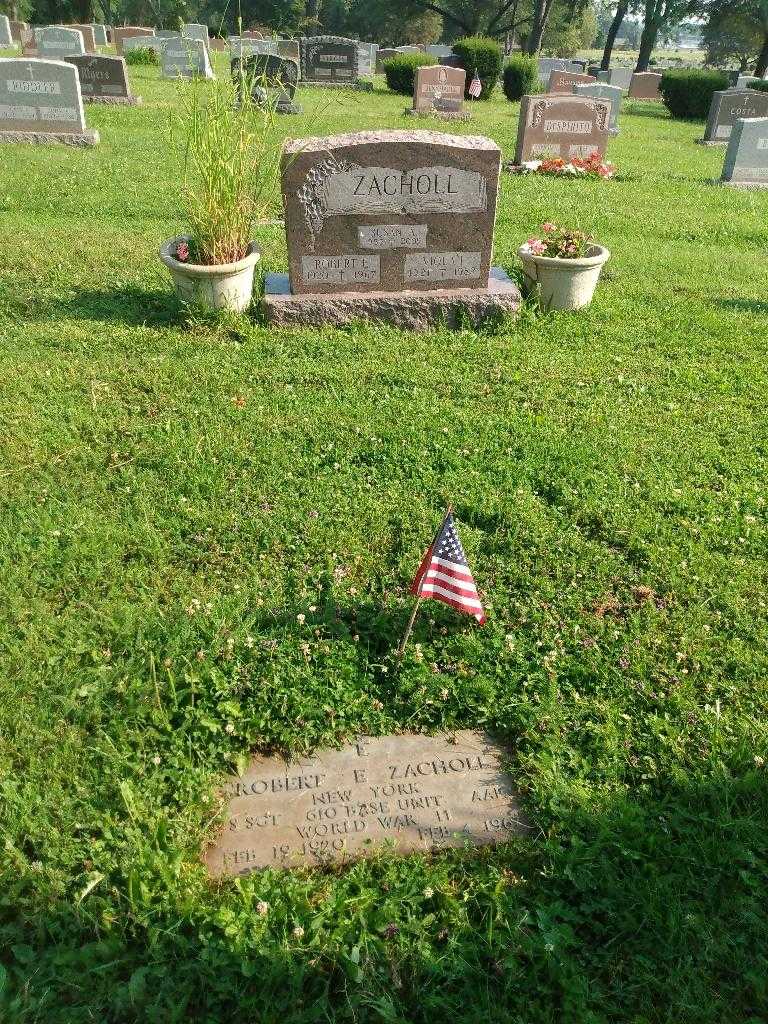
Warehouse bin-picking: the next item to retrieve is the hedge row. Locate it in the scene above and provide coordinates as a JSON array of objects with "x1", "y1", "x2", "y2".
[
  {"x1": 382, "y1": 53, "x2": 437, "y2": 96},
  {"x1": 659, "y1": 68, "x2": 729, "y2": 119}
]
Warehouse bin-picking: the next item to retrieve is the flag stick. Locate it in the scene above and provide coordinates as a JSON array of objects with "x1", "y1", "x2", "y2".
[{"x1": 397, "y1": 595, "x2": 423, "y2": 658}]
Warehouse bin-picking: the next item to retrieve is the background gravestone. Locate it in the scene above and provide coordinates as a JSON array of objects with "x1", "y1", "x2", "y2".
[
  {"x1": 574, "y1": 82, "x2": 622, "y2": 134},
  {"x1": 301, "y1": 35, "x2": 370, "y2": 89},
  {"x1": 37, "y1": 26, "x2": 85, "y2": 59},
  {"x1": 161, "y1": 36, "x2": 214, "y2": 79},
  {"x1": 607, "y1": 67, "x2": 632, "y2": 90},
  {"x1": 67, "y1": 54, "x2": 141, "y2": 105},
  {"x1": 64, "y1": 24, "x2": 97, "y2": 52},
  {"x1": 9, "y1": 21, "x2": 28, "y2": 44},
  {"x1": 0, "y1": 56, "x2": 98, "y2": 145},
  {"x1": 89, "y1": 23, "x2": 108, "y2": 46},
  {"x1": 122, "y1": 35, "x2": 165, "y2": 58},
  {"x1": 112, "y1": 27, "x2": 154, "y2": 55},
  {"x1": 721, "y1": 115, "x2": 768, "y2": 187},
  {"x1": 701, "y1": 89, "x2": 768, "y2": 145},
  {"x1": 0, "y1": 15, "x2": 13, "y2": 48},
  {"x1": 427, "y1": 44, "x2": 452, "y2": 58},
  {"x1": 408, "y1": 64, "x2": 468, "y2": 121},
  {"x1": 203, "y1": 731, "x2": 531, "y2": 875},
  {"x1": 277, "y1": 39, "x2": 300, "y2": 63},
  {"x1": 182, "y1": 23, "x2": 210, "y2": 49},
  {"x1": 537, "y1": 57, "x2": 567, "y2": 84},
  {"x1": 357, "y1": 42, "x2": 377, "y2": 77},
  {"x1": 628, "y1": 71, "x2": 662, "y2": 100},
  {"x1": 232, "y1": 52, "x2": 300, "y2": 113},
  {"x1": 376, "y1": 47, "x2": 397, "y2": 72},
  {"x1": 263, "y1": 128, "x2": 520, "y2": 329},
  {"x1": 547, "y1": 69, "x2": 596, "y2": 93},
  {"x1": 513, "y1": 93, "x2": 610, "y2": 163}
]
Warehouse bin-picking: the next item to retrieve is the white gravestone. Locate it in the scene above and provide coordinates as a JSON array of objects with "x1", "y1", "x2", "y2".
[
  {"x1": 0, "y1": 15, "x2": 13, "y2": 48},
  {"x1": 182, "y1": 23, "x2": 210, "y2": 49},
  {"x1": 89, "y1": 23, "x2": 108, "y2": 46},
  {"x1": 574, "y1": 82, "x2": 622, "y2": 134},
  {"x1": 161, "y1": 35, "x2": 214, "y2": 79},
  {"x1": 37, "y1": 26, "x2": 85, "y2": 59},
  {"x1": 0, "y1": 57, "x2": 98, "y2": 145},
  {"x1": 721, "y1": 116, "x2": 768, "y2": 188}
]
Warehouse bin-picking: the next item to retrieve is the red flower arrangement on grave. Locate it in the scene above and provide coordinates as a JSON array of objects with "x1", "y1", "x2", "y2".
[
  {"x1": 175, "y1": 240, "x2": 190, "y2": 263},
  {"x1": 522, "y1": 223, "x2": 594, "y2": 259},
  {"x1": 516, "y1": 151, "x2": 616, "y2": 179}
]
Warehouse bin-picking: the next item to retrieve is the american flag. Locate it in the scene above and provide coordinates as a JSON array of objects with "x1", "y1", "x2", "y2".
[
  {"x1": 468, "y1": 69, "x2": 482, "y2": 99},
  {"x1": 410, "y1": 511, "x2": 486, "y2": 623}
]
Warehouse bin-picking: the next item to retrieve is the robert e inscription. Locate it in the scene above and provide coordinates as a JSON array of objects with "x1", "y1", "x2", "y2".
[{"x1": 204, "y1": 731, "x2": 531, "y2": 875}]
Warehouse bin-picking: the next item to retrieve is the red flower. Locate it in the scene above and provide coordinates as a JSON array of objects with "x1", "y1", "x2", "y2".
[{"x1": 176, "y1": 240, "x2": 190, "y2": 263}]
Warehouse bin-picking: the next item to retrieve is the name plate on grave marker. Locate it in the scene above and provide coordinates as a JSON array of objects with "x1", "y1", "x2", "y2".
[
  {"x1": 203, "y1": 730, "x2": 531, "y2": 875},
  {"x1": 358, "y1": 224, "x2": 428, "y2": 249}
]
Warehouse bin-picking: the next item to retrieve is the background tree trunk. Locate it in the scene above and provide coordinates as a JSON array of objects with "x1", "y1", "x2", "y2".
[
  {"x1": 526, "y1": 0, "x2": 553, "y2": 53},
  {"x1": 754, "y1": 32, "x2": 768, "y2": 76},
  {"x1": 602, "y1": 1, "x2": 629, "y2": 69},
  {"x1": 635, "y1": 19, "x2": 657, "y2": 70}
]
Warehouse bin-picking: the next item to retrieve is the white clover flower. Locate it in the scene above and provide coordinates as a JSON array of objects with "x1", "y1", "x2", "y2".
[
  {"x1": 256, "y1": 901, "x2": 269, "y2": 916},
  {"x1": 293, "y1": 925, "x2": 305, "y2": 939}
]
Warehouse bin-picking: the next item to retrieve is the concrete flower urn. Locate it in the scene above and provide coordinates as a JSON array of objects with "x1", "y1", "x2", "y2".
[
  {"x1": 517, "y1": 243, "x2": 610, "y2": 311},
  {"x1": 159, "y1": 236, "x2": 260, "y2": 312}
]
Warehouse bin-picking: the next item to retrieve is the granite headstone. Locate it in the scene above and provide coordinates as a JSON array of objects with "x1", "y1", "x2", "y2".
[
  {"x1": 67, "y1": 54, "x2": 140, "y2": 104},
  {"x1": 0, "y1": 15, "x2": 13, "y2": 47},
  {"x1": 574, "y1": 81, "x2": 622, "y2": 133},
  {"x1": 113, "y1": 27, "x2": 155, "y2": 55},
  {"x1": 301, "y1": 35, "x2": 367, "y2": 87},
  {"x1": 409, "y1": 63, "x2": 467, "y2": 120},
  {"x1": 161, "y1": 35, "x2": 214, "y2": 79},
  {"x1": 89, "y1": 23, "x2": 108, "y2": 46},
  {"x1": 0, "y1": 56, "x2": 98, "y2": 144},
  {"x1": 702, "y1": 88, "x2": 768, "y2": 144},
  {"x1": 514, "y1": 93, "x2": 610, "y2": 163},
  {"x1": 232, "y1": 52, "x2": 300, "y2": 112},
  {"x1": 64, "y1": 24, "x2": 97, "y2": 52},
  {"x1": 37, "y1": 26, "x2": 85, "y2": 59},
  {"x1": 628, "y1": 71, "x2": 662, "y2": 100},
  {"x1": 547, "y1": 69, "x2": 596, "y2": 93},
  {"x1": 721, "y1": 115, "x2": 768, "y2": 187}
]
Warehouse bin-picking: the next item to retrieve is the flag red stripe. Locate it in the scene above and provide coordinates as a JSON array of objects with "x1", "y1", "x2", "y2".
[
  {"x1": 420, "y1": 582, "x2": 483, "y2": 609},
  {"x1": 431, "y1": 590, "x2": 486, "y2": 623},
  {"x1": 429, "y1": 557, "x2": 475, "y2": 582},
  {"x1": 422, "y1": 570, "x2": 481, "y2": 600}
]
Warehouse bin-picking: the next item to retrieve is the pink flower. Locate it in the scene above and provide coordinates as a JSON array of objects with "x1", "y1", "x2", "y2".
[
  {"x1": 526, "y1": 238, "x2": 547, "y2": 255},
  {"x1": 541, "y1": 222, "x2": 556, "y2": 233},
  {"x1": 176, "y1": 240, "x2": 190, "y2": 263}
]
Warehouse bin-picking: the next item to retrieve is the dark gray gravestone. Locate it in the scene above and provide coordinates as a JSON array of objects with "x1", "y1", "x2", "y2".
[
  {"x1": 376, "y1": 47, "x2": 397, "y2": 73},
  {"x1": 574, "y1": 82, "x2": 622, "y2": 134},
  {"x1": 301, "y1": 35, "x2": 370, "y2": 89},
  {"x1": 67, "y1": 54, "x2": 141, "y2": 105},
  {"x1": 203, "y1": 731, "x2": 532, "y2": 875},
  {"x1": 0, "y1": 57, "x2": 98, "y2": 145},
  {"x1": 232, "y1": 52, "x2": 300, "y2": 113},
  {"x1": 721, "y1": 116, "x2": 768, "y2": 187},
  {"x1": 701, "y1": 89, "x2": 768, "y2": 145}
]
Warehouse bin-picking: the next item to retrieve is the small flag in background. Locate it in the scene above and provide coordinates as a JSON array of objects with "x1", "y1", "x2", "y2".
[
  {"x1": 410, "y1": 510, "x2": 486, "y2": 624},
  {"x1": 468, "y1": 69, "x2": 482, "y2": 99}
]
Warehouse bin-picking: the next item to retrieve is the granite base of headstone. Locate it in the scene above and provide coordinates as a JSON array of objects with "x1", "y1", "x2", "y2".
[
  {"x1": 262, "y1": 129, "x2": 521, "y2": 331},
  {"x1": 0, "y1": 57, "x2": 98, "y2": 145},
  {"x1": 203, "y1": 730, "x2": 532, "y2": 875},
  {"x1": 720, "y1": 115, "x2": 768, "y2": 188}
]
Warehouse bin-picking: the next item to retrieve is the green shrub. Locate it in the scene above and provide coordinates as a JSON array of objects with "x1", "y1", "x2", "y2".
[
  {"x1": 502, "y1": 54, "x2": 539, "y2": 101},
  {"x1": 382, "y1": 53, "x2": 437, "y2": 96},
  {"x1": 747, "y1": 79, "x2": 768, "y2": 92},
  {"x1": 659, "y1": 68, "x2": 729, "y2": 119},
  {"x1": 125, "y1": 46, "x2": 158, "y2": 66},
  {"x1": 452, "y1": 36, "x2": 503, "y2": 100}
]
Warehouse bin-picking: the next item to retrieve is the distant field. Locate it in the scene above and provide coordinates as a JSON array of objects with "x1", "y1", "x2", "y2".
[{"x1": 1, "y1": 48, "x2": 767, "y2": 1024}]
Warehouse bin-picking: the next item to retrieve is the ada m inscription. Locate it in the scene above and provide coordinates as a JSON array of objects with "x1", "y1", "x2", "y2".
[{"x1": 203, "y1": 730, "x2": 531, "y2": 875}]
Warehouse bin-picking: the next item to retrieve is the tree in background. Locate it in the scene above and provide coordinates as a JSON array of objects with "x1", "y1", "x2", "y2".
[
  {"x1": 634, "y1": 0, "x2": 703, "y2": 70},
  {"x1": 703, "y1": 0, "x2": 768, "y2": 73},
  {"x1": 540, "y1": 0, "x2": 597, "y2": 54},
  {"x1": 346, "y1": 0, "x2": 441, "y2": 44},
  {"x1": 597, "y1": 0, "x2": 640, "y2": 67},
  {"x1": 390, "y1": 0, "x2": 535, "y2": 43}
]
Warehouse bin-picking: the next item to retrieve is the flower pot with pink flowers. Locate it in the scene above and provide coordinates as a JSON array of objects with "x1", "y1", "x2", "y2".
[
  {"x1": 160, "y1": 71, "x2": 282, "y2": 313},
  {"x1": 518, "y1": 223, "x2": 610, "y2": 311}
]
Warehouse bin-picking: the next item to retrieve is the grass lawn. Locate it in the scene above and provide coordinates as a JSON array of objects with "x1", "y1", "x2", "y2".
[{"x1": 1, "y1": 52, "x2": 767, "y2": 1024}]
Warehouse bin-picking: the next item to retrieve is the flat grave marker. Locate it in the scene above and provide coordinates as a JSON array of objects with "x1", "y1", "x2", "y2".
[
  {"x1": 408, "y1": 63, "x2": 468, "y2": 121},
  {"x1": 67, "y1": 54, "x2": 141, "y2": 105},
  {"x1": 628, "y1": 71, "x2": 662, "y2": 100},
  {"x1": 513, "y1": 93, "x2": 610, "y2": 163},
  {"x1": 721, "y1": 115, "x2": 768, "y2": 188},
  {"x1": 701, "y1": 88, "x2": 768, "y2": 145},
  {"x1": 263, "y1": 128, "x2": 521, "y2": 329},
  {"x1": 37, "y1": 26, "x2": 85, "y2": 59},
  {"x1": 547, "y1": 69, "x2": 596, "y2": 93},
  {"x1": 203, "y1": 731, "x2": 532, "y2": 875},
  {"x1": 0, "y1": 56, "x2": 98, "y2": 145},
  {"x1": 574, "y1": 81, "x2": 622, "y2": 133}
]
